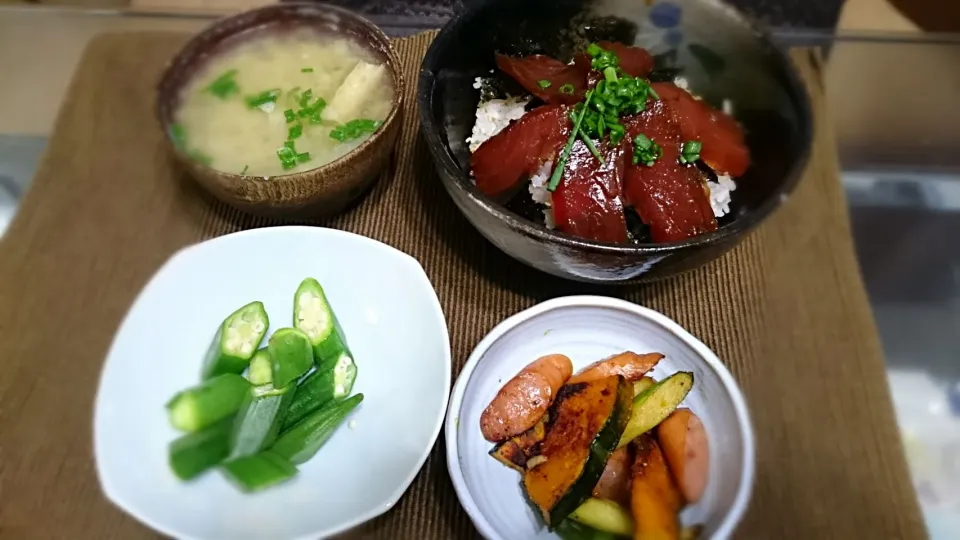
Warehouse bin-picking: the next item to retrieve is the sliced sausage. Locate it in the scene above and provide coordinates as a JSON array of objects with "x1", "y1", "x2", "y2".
[
  {"x1": 479, "y1": 354, "x2": 573, "y2": 442},
  {"x1": 569, "y1": 351, "x2": 663, "y2": 384}
]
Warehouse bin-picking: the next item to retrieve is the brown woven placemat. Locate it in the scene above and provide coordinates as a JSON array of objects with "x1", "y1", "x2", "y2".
[{"x1": 0, "y1": 32, "x2": 927, "y2": 540}]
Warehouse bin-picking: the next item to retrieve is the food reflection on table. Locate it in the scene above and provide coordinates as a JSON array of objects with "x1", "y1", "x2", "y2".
[
  {"x1": 480, "y1": 351, "x2": 709, "y2": 539},
  {"x1": 468, "y1": 42, "x2": 750, "y2": 245},
  {"x1": 171, "y1": 28, "x2": 395, "y2": 177},
  {"x1": 165, "y1": 278, "x2": 362, "y2": 493}
]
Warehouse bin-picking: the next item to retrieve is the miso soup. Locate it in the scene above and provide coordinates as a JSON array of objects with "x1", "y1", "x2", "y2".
[{"x1": 172, "y1": 28, "x2": 395, "y2": 177}]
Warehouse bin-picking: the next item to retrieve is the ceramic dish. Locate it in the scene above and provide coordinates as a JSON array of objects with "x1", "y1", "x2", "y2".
[
  {"x1": 418, "y1": 0, "x2": 812, "y2": 282},
  {"x1": 445, "y1": 296, "x2": 754, "y2": 539},
  {"x1": 94, "y1": 227, "x2": 450, "y2": 540},
  {"x1": 157, "y1": 3, "x2": 404, "y2": 219}
]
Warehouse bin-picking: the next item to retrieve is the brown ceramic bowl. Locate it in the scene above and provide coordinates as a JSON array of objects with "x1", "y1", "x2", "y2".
[{"x1": 157, "y1": 3, "x2": 404, "y2": 219}]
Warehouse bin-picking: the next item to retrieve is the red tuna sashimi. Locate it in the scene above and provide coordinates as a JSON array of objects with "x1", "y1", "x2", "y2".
[
  {"x1": 495, "y1": 54, "x2": 585, "y2": 104},
  {"x1": 573, "y1": 41, "x2": 655, "y2": 86},
  {"x1": 551, "y1": 138, "x2": 628, "y2": 243},
  {"x1": 652, "y1": 82, "x2": 750, "y2": 177},
  {"x1": 623, "y1": 100, "x2": 718, "y2": 243},
  {"x1": 471, "y1": 104, "x2": 571, "y2": 199}
]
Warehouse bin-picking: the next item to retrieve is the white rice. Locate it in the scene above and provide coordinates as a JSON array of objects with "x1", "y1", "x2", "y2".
[
  {"x1": 707, "y1": 174, "x2": 736, "y2": 217},
  {"x1": 529, "y1": 160, "x2": 556, "y2": 228},
  {"x1": 465, "y1": 95, "x2": 529, "y2": 153}
]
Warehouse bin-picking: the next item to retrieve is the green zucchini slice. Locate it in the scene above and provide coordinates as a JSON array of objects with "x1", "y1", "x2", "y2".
[
  {"x1": 569, "y1": 498, "x2": 634, "y2": 536},
  {"x1": 617, "y1": 371, "x2": 693, "y2": 449}
]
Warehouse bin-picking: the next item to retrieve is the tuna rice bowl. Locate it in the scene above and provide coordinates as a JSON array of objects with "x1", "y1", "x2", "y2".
[{"x1": 466, "y1": 41, "x2": 750, "y2": 245}]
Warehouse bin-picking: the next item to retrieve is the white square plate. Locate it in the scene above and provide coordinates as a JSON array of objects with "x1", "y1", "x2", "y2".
[{"x1": 94, "y1": 227, "x2": 451, "y2": 540}]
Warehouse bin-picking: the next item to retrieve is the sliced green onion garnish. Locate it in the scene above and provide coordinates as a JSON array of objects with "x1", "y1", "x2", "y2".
[
  {"x1": 603, "y1": 67, "x2": 618, "y2": 82},
  {"x1": 188, "y1": 150, "x2": 213, "y2": 166},
  {"x1": 245, "y1": 89, "x2": 282, "y2": 109},
  {"x1": 284, "y1": 109, "x2": 296, "y2": 123},
  {"x1": 329, "y1": 119, "x2": 383, "y2": 143},
  {"x1": 288, "y1": 124, "x2": 303, "y2": 140},
  {"x1": 281, "y1": 159, "x2": 297, "y2": 170},
  {"x1": 301, "y1": 67, "x2": 314, "y2": 73},
  {"x1": 578, "y1": 130, "x2": 604, "y2": 164},
  {"x1": 296, "y1": 152, "x2": 311, "y2": 163},
  {"x1": 299, "y1": 89, "x2": 313, "y2": 109},
  {"x1": 538, "y1": 79, "x2": 552, "y2": 89},
  {"x1": 559, "y1": 83, "x2": 575, "y2": 95},
  {"x1": 587, "y1": 43, "x2": 603, "y2": 57},
  {"x1": 169, "y1": 123, "x2": 187, "y2": 150},
  {"x1": 547, "y1": 90, "x2": 594, "y2": 192},
  {"x1": 240, "y1": 165, "x2": 249, "y2": 175},
  {"x1": 679, "y1": 140, "x2": 702, "y2": 164},
  {"x1": 283, "y1": 140, "x2": 296, "y2": 151},
  {"x1": 633, "y1": 133, "x2": 663, "y2": 166},
  {"x1": 206, "y1": 69, "x2": 239, "y2": 99}
]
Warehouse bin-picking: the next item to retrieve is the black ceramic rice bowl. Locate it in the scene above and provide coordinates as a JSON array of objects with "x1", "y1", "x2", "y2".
[{"x1": 418, "y1": 0, "x2": 812, "y2": 283}]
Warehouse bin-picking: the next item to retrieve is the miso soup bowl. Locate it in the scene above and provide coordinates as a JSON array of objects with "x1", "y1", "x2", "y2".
[
  {"x1": 418, "y1": 0, "x2": 812, "y2": 283},
  {"x1": 157, "y1": 3, "x2": 404, "y2": 219}
]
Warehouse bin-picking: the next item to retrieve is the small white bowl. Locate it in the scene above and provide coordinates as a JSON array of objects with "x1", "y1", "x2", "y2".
[
  {"x1": 445, "y1": 296, "x2": 754, "y2": 540},
  {"x1": 94, "y1": 226, "x2": 451, "y2": 540}
]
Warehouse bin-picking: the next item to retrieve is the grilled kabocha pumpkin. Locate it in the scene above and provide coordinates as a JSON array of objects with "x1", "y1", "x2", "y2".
[
  {"x1": 631, "y1": 433, "x2": 683, "y2": 540},
  {"x1": 523, "y1": 375, "x2": 633, "y2": 528},
  {"x1": 489, "y1": 415, "x2": 548, "y2": 472}
]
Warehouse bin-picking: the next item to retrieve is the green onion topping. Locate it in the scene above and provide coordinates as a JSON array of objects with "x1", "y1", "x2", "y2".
[
  {"x1": 245, "y1": 88, "x2": 282, "y2": 109},
  {"x1": 284, "y1": 109, "x2": 296, "y2": 123},
  {"x1": 169, "y1": 123, "x2": 187, "y2": 150},
  {"x1": 296, "y1": 152, "x2": 311, "y2": 163},
  {"x1": 329, "y1": 119, "x2": 383, "y2": 142},
  {"x1": 298, "y1": 89, "x2": 314, "y2": 109},
  {"x1": 573, "y1": 43, "x2": 658, "y2": 146},
  {"x1": 205, "y1": 69, "x2": 239, "y2": 99},
  {"x1": 589, "y1": 44, "x2": 620, "y2": 72},
  {"x1": 537, "y1": 79, "x2": 552, "y2": 89},
  {"x1": 559, "y1": 83, "x2": 575, "y2": 95},
  {"x1": 277, "y1": 145, "x2": 297, "y2": 170},
  {"x1": 679, "y1": 140, "x2": 702, "y2": 164},
  {"x1": 301, "y1": 67, "x2": 314, "y2": 73},
  {"x1": 632, "y1": 133, "x2": 663, "y2": 166},
  {"x1": 288, "y1": 123, "x2": 303, "y2": 140},
  {"x1": 240, "y1": 165, "x2": 249, "y2": 175},
  {"x1": 188, "y1": 150, "x2": 213, "y2": 166},
  {"x1": 547, "y1": 90, "x2": 595, "y2": 192}
]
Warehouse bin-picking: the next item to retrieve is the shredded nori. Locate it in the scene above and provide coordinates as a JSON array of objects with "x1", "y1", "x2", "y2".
[{"x1": 625, "y1": 207, "x2": 652, "y2": 243}]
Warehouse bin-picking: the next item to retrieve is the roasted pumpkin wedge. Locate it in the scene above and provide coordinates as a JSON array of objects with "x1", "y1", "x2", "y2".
[
  {"x1": 630, "y1": 434, "x2": 682, "y2": 540},
  {"x1": 489, "y1": 415, "x2": 548, "y2": 472},
  {"x1": 617, "y1": 372, "x2": 693, "y2": 449},
  {"x1": 524, "y1": 375, "x2": 633, "y2": 528}
]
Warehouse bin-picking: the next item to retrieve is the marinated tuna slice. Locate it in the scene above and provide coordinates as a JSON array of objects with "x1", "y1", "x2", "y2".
[
  {"x1": 471, "y1": 104, "x2": 571, "y2": 199},
  {"x1": 652, "y1": 82, "x2": 750, "y2": 176},
  {"x1": 573, "y1": 41, "x2": 655, "y2": 87},
  {"x1": 623, "y1": 100, "x2": 718, "y2": 242},
  {"x1": 551, "y1": 138, "x2": 628, "y2": 244},
  {"x1": 495, "y1": 54, "x2": 585, "y2": 104}
]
